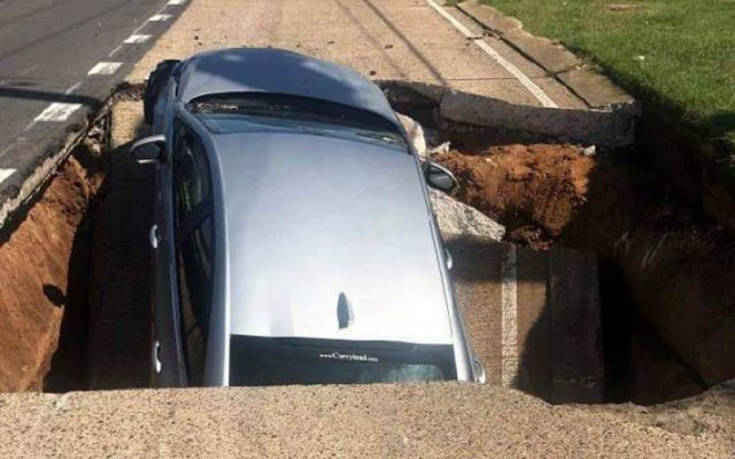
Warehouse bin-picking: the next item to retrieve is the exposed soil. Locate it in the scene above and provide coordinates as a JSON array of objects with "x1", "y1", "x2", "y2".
[
  {"x1": 434, "y1": 141, "x2": 735, "y2": 404},
  {"x1": 435, "y1": 144, "x2": 598, "y2": 248},
  {"x1": 0, "y1": 153, "x2": 103, "y2": 392},
  {"x1": 0, "y1": 95, "x2": 152, "y2": 393}
]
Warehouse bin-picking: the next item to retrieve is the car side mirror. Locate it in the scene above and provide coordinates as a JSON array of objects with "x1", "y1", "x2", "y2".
[
  {"x1": 129, "y1": 134, "x2": 166, "y2": 164},
  {"x1": 425, "y1": 161, "x2": 458, "y2": 192}
]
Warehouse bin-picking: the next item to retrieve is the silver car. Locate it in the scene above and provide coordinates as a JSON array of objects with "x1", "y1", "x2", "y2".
[{"x1": 130, "y1": 48, "x2": 484, "y2": 387}]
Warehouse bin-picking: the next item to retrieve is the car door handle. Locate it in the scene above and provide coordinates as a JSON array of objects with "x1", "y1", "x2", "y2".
[
  {"x1": 149, "y1": 224, "x2": 160, "y2": 249},
  {"x1": 152, "y1": 340, "x2": 162, "y2": 374}
]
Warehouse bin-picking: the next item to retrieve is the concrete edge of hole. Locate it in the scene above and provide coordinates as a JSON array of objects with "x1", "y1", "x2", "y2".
[
  {"x1": 0, "y1": 124, "x2": 91, "y2": 237},
  {"x1": 0, "y1": 93, "x2": 126, "y2": 236},
  {"x1": 377, "y1": 79, "x2": 639, "y2": 149}
]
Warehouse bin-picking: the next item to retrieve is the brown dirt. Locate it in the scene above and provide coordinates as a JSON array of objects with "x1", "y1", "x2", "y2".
[
  {"x1": 0, "y1": 156, "x2": 102, "y2": 391},
  {"x1": 435, "y1": 144, "x2": 611, "y2": 248}
]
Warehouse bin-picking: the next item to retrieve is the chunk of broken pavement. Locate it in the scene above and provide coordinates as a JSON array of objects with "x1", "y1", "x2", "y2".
[{"x1": 429, "y1": 188, "x2": 505, "y2": 241}]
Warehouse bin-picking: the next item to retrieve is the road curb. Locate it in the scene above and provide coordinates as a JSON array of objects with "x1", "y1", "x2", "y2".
[{"x1": 455, "y1": 0, "x2": 636, "y2": 110}]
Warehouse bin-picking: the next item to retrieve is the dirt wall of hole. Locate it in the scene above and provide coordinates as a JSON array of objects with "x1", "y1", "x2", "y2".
[{"x1": 0, "y1": 154, "x2": 103, "y2": 391}]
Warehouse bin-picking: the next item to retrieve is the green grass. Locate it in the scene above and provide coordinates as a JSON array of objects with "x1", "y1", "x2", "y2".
[{"x1": 480, "y1": 0, "x2": 735, "y2": 143}]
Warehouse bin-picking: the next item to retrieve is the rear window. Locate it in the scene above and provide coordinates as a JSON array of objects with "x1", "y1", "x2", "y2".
[
  {"x1": 187, "y1": 92, "x2": 401, "y2": 136},
  {"x1": 229, "y1": 335, "x2": 456, "y2": 386}
]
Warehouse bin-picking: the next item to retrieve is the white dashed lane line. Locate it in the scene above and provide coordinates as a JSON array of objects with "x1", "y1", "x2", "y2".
[
  {"x1": 33, "y1": 103, "x2": 82, "y2": 123},
  {"x1": 24, "y1": 81, "x2": 83, "y2": 131},
  {"x1": 424, "y1": 0, "x2": 558, "y2": 108},
  {"x1": 87, "y1": 62, "x2": 123, "y2": 76},
  {"x1": 0, "y1": 169, "x2": 16, "y2": 185},
  {"x1": 149, "y1": 14, "x2": 172, "y2": 21},
  {"x1": 124, "y1": 34, "x2": 151, "y2": 44},
  {"x1": 167, "y1": 0, "x2": 186, "y2": 5}
]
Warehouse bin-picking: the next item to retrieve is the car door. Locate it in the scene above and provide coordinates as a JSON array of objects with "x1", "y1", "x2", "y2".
[{"x1": 150, "y1": 120, "x2": 187, "y2": 387}]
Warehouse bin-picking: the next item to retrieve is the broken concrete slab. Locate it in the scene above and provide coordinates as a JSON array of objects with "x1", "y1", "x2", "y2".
[
  {"x1": 430, "y1": 188, "x2": 505, "y2": 241},
  {"x1": 439, "y1": 86, "x2": 636, "y2": 148},
  {"x1": 380, "y1": 79, "x2": 636, "y2": 148}
]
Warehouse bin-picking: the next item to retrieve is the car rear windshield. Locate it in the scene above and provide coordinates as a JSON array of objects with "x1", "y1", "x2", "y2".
[
  {"x1": 229, "y1": 335, "x2": 456, "y2": 386},
  {"x1": 188, "y1": 92, "x2": 401, "y2": 136}
]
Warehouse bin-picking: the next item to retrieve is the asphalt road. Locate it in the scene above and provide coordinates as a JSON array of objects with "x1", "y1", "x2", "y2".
[{"x1": 0, "y1": 0, "x2": 186, "y2": 228}]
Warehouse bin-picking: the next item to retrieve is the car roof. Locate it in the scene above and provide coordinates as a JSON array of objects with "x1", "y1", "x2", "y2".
[
  {"x1": 208, "y1": 128, "x2": 454, "y2": 346},
  {"x1": 177, "y1": 48, "x2": 400, "y2": 129}
]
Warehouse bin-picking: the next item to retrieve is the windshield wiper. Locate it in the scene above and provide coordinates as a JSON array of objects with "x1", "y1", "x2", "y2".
[{"x1": 354, "y1": 131, "x2": 402, "y2": 144}]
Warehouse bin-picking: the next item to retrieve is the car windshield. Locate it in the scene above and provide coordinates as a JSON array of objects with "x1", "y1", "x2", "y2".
[
  {"x1": 188, "y1": 92, "x2": 404, "y2": 144},
  {"x1": 229, "y1": 335, "x2": 456, "y2": 386}
]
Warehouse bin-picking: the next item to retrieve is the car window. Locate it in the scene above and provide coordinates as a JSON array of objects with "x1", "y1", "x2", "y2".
[
  {"x1": 173, "y1": 121, "x2": 214, "y2": 385},
  {"x1": 188, "y1": 93, "x2": 404, "y2": 143},
  {"x1": 173, "y1": 126, "x2": 211, "y2": 224},
  {"x1": 229, "y1": 336, "x2": 457, "y2": 386}
]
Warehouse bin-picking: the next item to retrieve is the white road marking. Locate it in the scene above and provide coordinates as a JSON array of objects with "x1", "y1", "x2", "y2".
[
  {"x1": 424, "y1": 0, "x2": 558, "y2": 108},
  {"x1": 167, "y1": 0, "x2": 185, "y2": 5},
  {"x1": 23, "y1": 82, "x2": 82, "y2": 131},
  {"x1": 0, "y1": 169, "x2": 16, "y2": 185},
  {"x1": 149, "y1": 14, "x2": 172, "y2": 21},
  {"x1": 87, "y1": 62, "x2": 123, "y2": 76},
  {"x1": 500, "y1": 243, "x2": 519, "y2": 388},
  {"x1": 34, "y1": 103, "x2": 82, "y2": 122},
  {"x1": 109, "y1": 2, "x2": 172, "y2": 57},
  {"x1": 124, "y1": 34, "x2": 151, "y2": 44}
]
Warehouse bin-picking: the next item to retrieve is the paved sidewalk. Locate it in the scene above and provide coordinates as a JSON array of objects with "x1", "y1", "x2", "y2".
[
  {"x1": 2, "y1": 383, "x2": 734, "y2": 457},
  {"x1": 129, "y1": 0, "x2": 587, "y2": 109}
]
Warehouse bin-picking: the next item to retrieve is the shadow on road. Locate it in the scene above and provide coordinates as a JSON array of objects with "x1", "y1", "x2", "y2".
[{"x1": 0, "y1": 86, "x2": 100, "y2": 107}]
